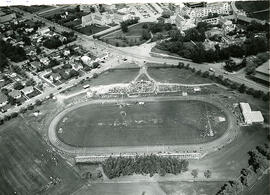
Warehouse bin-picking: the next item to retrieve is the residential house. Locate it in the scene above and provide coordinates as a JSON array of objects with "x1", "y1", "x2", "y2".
[
  {"x1": 81, "y1": 55, "x2": 92, "y2": 65},
  {"x1": 59, "y1": 35, "x2": 67, "y2": 43},
  {"x1": 38, "y1": 27, "x2": 50, "y2": 35},
  {"x1": 8, "y1": 90, "x2": 21, "y2": 99},
  {"x1": 72, "y1": 63, "x2": 83, "y2": 71},
  {"x1": 50, "y1": 73, "x2": 61, "y2": 82},
  {"x1": 95, "y1": 53, "x2": 108, "y2": 62},
  {"x1": 30, "y1": 61, "x2": 43, "y2": 71},
  {"x1": 0, "y1": 75, "x2": 5, "y2": 88},
  {"x1": 175, "y1": 14, "x2": 185, "y2": 30},
  {"x1": 25, "y1": 46, "x2": 37, "y2": 56},
  {"x1": 21, "y1": 86, "x2": 34, "y2": 95},
  {"x1": 40, "y1": 57, "x2": 50, "y2": 66},
  {"x1": 165, "y1": 15, "x2": 176, "y2": 24},
  {"x1": 219, "y1": 18, "x2": 236, "y2": 33},
  {"x1": 0, "y1": 92, "x2": 8, "y2": 107},
  {"x1": 63, "y1": 49, "x2": 70, "y2": 56}
]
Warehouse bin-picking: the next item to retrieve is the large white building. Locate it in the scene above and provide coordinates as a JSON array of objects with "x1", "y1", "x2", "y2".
[
  {"x1": 240, "y1": 102, "x2": 264, "y2": 125},
  {"x1": 175, "y1": 14, "x2": 196, "y2": 31},
  {"x1": 181, "y1": 2, "x2": 231, "y2": 19},
  {"x1": 82, "y1": 13, "x2": 112, "y2": 27}
]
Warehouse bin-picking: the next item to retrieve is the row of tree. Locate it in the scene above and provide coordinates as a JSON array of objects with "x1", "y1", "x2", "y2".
[
  {"x1": 216, "y1": 143, "x2": 270, "y2": 194},
  {"x1": 177, "y1": 62, "x2": 269, "y2": 101},
  {"x1": 102, "y1": 154, "x2": 189, "y2": 179},
  {"x1": 120, "y1": 18, "x2": 140, "y2": 33}
]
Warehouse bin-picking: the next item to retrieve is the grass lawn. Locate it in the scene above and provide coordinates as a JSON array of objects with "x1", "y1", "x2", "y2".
[
  {"x1": 77, "y1": 24, "x2": 110, "y2": 36},
  {"x1": 72, "y1": 180, "x2": 225, "y2": 195},
  {"x1": 159, "y1": 181, "x2": 225, "y2": 195},
  {"x1": 17, "y1": 5, "x2": 54, "y2": 13},
  {"x1": 148, "y1": 67, "x2": 213, "y2": 84},
  {"x1": 0, "y1": 119, "x2": 82, "y2": 194},
  {"x1": 74, "y1": 182, "x2": 165, "y2": 195},
  {"x1": 102, "y1": 22, "x2": 154, "y2": 47},
  {"x1": 64, "y1": 19, "x2": 82, "y2": 28},
  {"x1": 56, "y1": 100, "x2": 228, "y2": 147},
  {"x1": 63, "y1": 68, "x2": 139, "y2": 94},
  {"x1": 235, "y1": 1, "x2": 269, "y2": 13},
  {"x1": 235, "y1": 1, "x2": 269, "y2": 21}
]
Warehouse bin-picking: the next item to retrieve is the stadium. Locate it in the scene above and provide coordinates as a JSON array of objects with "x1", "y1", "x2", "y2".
[{"x1": 48, "y1": 93, "x2": 237, "y2": 162}]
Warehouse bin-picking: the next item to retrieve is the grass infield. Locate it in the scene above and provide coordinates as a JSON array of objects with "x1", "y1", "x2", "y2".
[{"x1": 56, "y1": 99, "x2": 228, "y2": 147}]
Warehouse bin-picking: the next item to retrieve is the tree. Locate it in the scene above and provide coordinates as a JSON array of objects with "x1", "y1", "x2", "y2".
[
  {"x1": 35, "y1": 99, "x2": 42, "y2": 106},
  {"x1": 142, "y1": 23, "x2": 148, "y2": 29},
  {"x1": 90, "y1": 6, "x2": 95, "y2": 13},
  {"x1": 253, "y1": 90, "x2": 263, "y2": 98},
  {"x1": 26, "y1": 78, "x2": 36, "y2": 86},
  {"x1": 141, "y1": 29, "x2": 151, "y2": 40},
  {"x1": 69, "y1": 69, "x2": 79, "y2": 78},
  {"x1": 121, "y1": 22, "x2": 128, "y2": 33},
  {"x1": 93, "y1": 73, "x2": 98, "y2": 78},
  {"x1": 204, "y1": 170, "x2": 211, "y2": 178},
  {"x1": 13, "y1": 81, "x2": 24, "y2": 90},
  {"x1": 168, "y1": 30, "x2": 183, "y2": 41},
  {"x1": 262, "y1": 92, "x2": 269, "y2": 101},
  {"x1": 43, "y1": 37, "x2": 62, "y2": 49},
  {"x1": 191, "y1": 169, "x2": 198, "y2": 178},
  {"x1": 202, "y1": 71, "x2": 210, "y2": 78},
  {"x1": 238, "y1": 84, "x2": 246, "y2": 93},
  {"x1": 224, "y1": 59, "x2": 237, "y2": 72},
  {"x1": 161, "y1": 11, "x2": 171, "y2": 18},
  {"x1": 22, "y1": 36, "x2": 31, "y2": 46},
  {"x1": 92, "y1": 62, "x2": 100, "y2": 68},
  {"x1": 0, "y1": 52, "x2": 8, "y2": 72},
  {"x1": 36, "y1": 47, "x2": 42, "y2": 54}
]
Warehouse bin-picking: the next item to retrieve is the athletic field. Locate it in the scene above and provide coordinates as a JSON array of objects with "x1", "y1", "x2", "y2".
[{"x1": 56, "y1": 99, "x2": 228, "y2": 147}]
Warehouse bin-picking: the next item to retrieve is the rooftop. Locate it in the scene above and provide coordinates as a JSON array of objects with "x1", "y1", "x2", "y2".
[{"x1": 256, "y1": 60, "x2": 270, "y2": 76}]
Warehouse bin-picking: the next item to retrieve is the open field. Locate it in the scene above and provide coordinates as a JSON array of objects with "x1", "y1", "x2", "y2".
[
  {"x1": 56, "y1": 99, "x2": 228, "y2": 147},
  {"x1": 63, "y1": 68, "x2": 139, "y2": 94},
  {"x1": 77, "y1": 24, "x2": 110, "y2": 36},
  {"x1": 235, "y1": 1, "x2": 269, "y2": 21},
  {"x1": 148, "y1": 67, "x2": 214, "y2": 84},
  {"x1": 73, "y1": 181, "x2": 225, "y2": 195},
  {"x1": 0, "y1": 119, "x2": 82, "y2": 194},
  {"x1": 17, "y1": 5, "x2": 54, "y2": 13},
  {"x1": 101, "y1": 22, "x2": 153, "y2": 47}
]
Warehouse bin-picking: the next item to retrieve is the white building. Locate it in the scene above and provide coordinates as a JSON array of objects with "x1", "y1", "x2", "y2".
[
  {"x1": 175, "y1": 14, "x2": 196, "y2": 31},
  {"x1": 81, "y1": 55, "x2": 92, "y2": 65},
  {"x1": 38, "y1": 27, "x2": 50, "y2": 36},
  {"x1": 240, "y1": 102, "x2": 264, "y2": 125},
  {"x1": 181, "y1": 2, "x2": 231, "y2": 19},
  {"x1": 82, "y1": 13, "x2": 112, "y2": 27}
]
